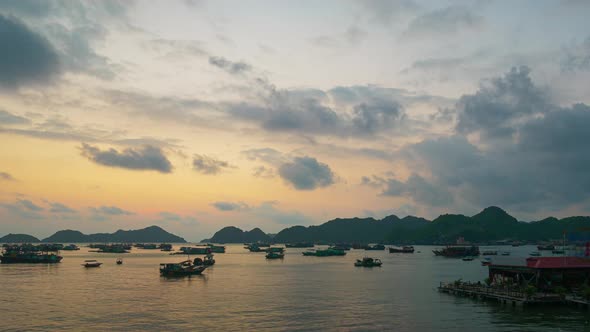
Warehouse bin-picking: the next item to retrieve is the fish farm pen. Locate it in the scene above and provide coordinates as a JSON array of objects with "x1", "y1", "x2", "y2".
[{"x1": 439, "y1": 256, "x2": 590, "y2": 309}]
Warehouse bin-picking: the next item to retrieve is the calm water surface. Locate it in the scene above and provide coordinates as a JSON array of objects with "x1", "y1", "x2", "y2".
[{"x1": 1, "y1": 245, "x2": 589, "y2": 331}]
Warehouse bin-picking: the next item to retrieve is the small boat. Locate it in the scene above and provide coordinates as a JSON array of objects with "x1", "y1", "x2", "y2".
[
  {"x1": 365, "y1": 244, "x2": 386, "y2": 251},
  {"x1": 462, "y1": 257, "x2": 474, "y2": 261},
  {"x1": 433, "y1": 246, "x2": 480, "y2": 257},
  {"x1": 285, "y1": 242, "x2": 314, "y2": 248},
  {"x1": 537, "y1": 244, "x2": 555, "y2": 251},
  {"x1": 265, "y1": 247, "x2": 285, "y2": 253},
  {"x1": 389, "y1": 246, "x2": 415, "y2": 253},
  {"x1": 501, "y1": 251, "x2": 510, "y2": 256},
  {"x1": 206, "y1": 244, "x2": 226, "y2": 253},
  {"x1": 529, "y1": 251, "x2": 541, "y2": 257},
  {"x1": 302, "y1": 248, "x2": 346, "y2": 257},
  {"x1": 552, "y1": 249, "x2": 565, "y2": 254},
  {"x1": 193, "y1": 254, "x2": 215, "y2": 266},
  {"x1": 116, "y1": 258, "x2": 123, "y2": 265},
  {"x1": 354, "y1": 257, "x2": 382, "y2": 267},
  {"x1": 62, "y1": 244, "x2": 80, "y2": 251},
  {"x1": 481, "y1": 250, "x2": 497, "y2": 256},
  {"x1": 266, "y1": 252, "x2": 285, "y2": 259},
  {"x1": 82, "y1": 260, "x2": 102, "y2": 268},
  {"x1": 481, "y1": 257, "x2": 492, "y2": 266},
  {"x1": 159, "y1": 260, "x2": 206, "y2": 277}
]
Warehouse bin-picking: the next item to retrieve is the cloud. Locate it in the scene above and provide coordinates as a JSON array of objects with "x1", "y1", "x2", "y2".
[
  {"x1": 455, "y1": 66, "x2": 551, "y2": 139},
  {"x1": 158, "y1": 211, "x2": 198, "y2": 225},
  {"x1": 380, "y1": 173, "x2": 453, "y2": 206},
  {"x1": 252, "y1": 165, "x2": 274, "y2": 178},
  {"x1": 0, "y1": 14, "x2": 60, "y2": 88},
  {"x1": 278, "y1": 156, "x2": 335, "y2": 190},
  {"x1": 90, "y1": 205, "x2": 134, "y2": 215},
  {"x1": 401, "y1": 5, "x2": 483, "y2": 40},
  {"x1": 211, "y1": 201, "x2": 249, "y2": 211},
  {"x1": 0, "y1": 110, "x2": 31, "y2": 125},
  {"x1": 249, "y1": 201, "x2": 311, "y2": 225},
  {"x1": 80, "y1": 144, "x2": 173, "y2": 173},
  {"x1": 242, "y1": 147, "x2": 287, "y2": 165},
  {"x1": 311, "y1": 25, "x2": 368, "y2": 48},
  {"x1": 0, "y1": 199, "x2": 44, "y2": 219},
  {"x1": 359, "y1": 0, "x2": 420, "y2": 25},
  {"x1": 227, "y1": 87, "x2": 405, "y2": 138},
  {"x1": 49, "y1": 202, "x2": 76, "y2": 214},
  {"x1": 192, "y1": 154, "x2": 232, "y2": 174},
  {"x1": 208, "y1": 56, "x2": 251, "y2": 75},
  {"x1": 0, "y1": 171, "x2": 15, "y2": 181},
  {"x1": 561, "y1": 36, "x2": 590, "y2": 72}
]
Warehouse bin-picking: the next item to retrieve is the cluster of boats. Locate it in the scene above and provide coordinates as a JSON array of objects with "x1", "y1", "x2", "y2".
[{"x1": 0, "y1": 244, "x2": 63, "y2": 264}]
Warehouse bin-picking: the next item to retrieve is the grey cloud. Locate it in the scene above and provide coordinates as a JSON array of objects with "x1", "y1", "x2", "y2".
[
  {"x1": 456, "y1": 66, "x2": 551, "y2": 139},
  {"x1": 402, "y1": 5, "x2": 483, "y2": 39},
  {"x1": 49, "y1": 202, "x2": 76, "y2": 214},
  {"x1": 0, "y1": 14, "x2": 60, "y2": 88},
  {"x1": 278, "y1": 156, "x2": 335, "y2": 190},
  {"x1": 241, "y1": 148, "x2": 286, "y2": 165},
  {"x1": 192, "y1": 154, "x2": 232, "y2": 175},
  {"x1": 0, "y1": 199, "x2": 43, "y2": 219},
  {"x1": 0, "y1": 171, "x2": 15, "y2": 181},
  {"x1": 158, "y1": 211, "x2": 198, "y2": 225},
  {"x1": 380, "y1": 174, "x2": 453, "y2": 207},
  {"x1": 0, "y1": 0, "x2": 52, "y2": 17},
  {"x1": 359, "y1": 0, "x2": 420, "y2": 25},
  {"x1": 312, "y1": 25, "x2": 368, "y2": 48},
  {"x1": 18, "y1": 199, "x2": 43, "y2": 211},
  {"x1": 561, "y1": 37, "x2": 590, "y2": 72},
  {"x1": 228, "y1": 87, "x2": 405, "y2": 138},
  {"x1": 90, "y1": 205, "x2": 134, "y2": 215},
  {"x1": 250, "y1": 201, "x2": 311, "y2": 225},
  {"x1": 81, "y1": 143, "x2": 173, "y2": 173},
  {"x1": 211, "y1": 201, "x2": 249, "y2": 211},
  {"x1": 0, "y1": 110, "x2": 31, "y2": 125},
  {"x1": 208, "y1": 56, "x2": 251, "y2": 75},
  {"x1": 252, "y1": 166, "x2": 275, "y2": 178}
]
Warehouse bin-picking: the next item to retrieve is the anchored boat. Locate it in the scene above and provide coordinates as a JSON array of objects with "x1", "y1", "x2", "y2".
[
  {"x1": 354, "y1": 257, "x2": 382, "y2": 267},
  {"x1": 389, "y1": 246, "x2": 415, "y2": 253},
  {"x1": 159, "y1": 260, "x2": 206, "y2": 277},
  {"x1": 0, "y1": 245, "x2": 63, "y2": 264},
  {"x1": 82, "y1": 260, "x2": 102, "y2": 268}
]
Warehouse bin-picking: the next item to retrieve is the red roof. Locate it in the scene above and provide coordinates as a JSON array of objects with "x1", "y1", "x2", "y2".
[{"x1": 525, "y1": 257, "x2": 590, "y2": 269}]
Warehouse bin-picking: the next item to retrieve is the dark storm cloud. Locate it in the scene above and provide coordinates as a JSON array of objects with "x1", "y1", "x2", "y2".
[
  {"x1": 211, "y1": 201, "x2": 248, "y2": 211},
  {"x1": 192, "y1": 154, "x2": 232, "y2": 175},
  {"x1": 278, "y1": 156, "x2": 335, "y2": 190},
  {"x1": 0, "y1": 14, "x2": 60, "y2": 88},
  {"x1": 455, "y1": 66, "x2": 551, "y2": 139},
  {"x1": 401, "y1": 5, "x2": 483, "y2": 39},
  {"x1": 0, "y1": 110, "x2": 30, "y2": 125},
  {"x1": 208, "y1": 56, "x2": 252, "y2": 75},
  {"x1": 380, "y1": 174, "x2": 453, "y2": 206},
  {"x1": 80, "y1": 144, "x2": 173, "y2": 173}
]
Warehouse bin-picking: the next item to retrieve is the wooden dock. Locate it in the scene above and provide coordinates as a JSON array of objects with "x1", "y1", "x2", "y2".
[{"x1": 438, "y1": 282, "x2": 563, "y2": 306}]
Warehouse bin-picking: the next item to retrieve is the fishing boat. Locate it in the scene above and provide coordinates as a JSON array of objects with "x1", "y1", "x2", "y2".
[
  {"x1": 82, "y1": 260, "x2": 102, "y2": 268},
  {"x1": 116, "y1": 258, "x2": 123, "y2": 265},
  {"x1": 96, "y1": 245, "x2": 129, "y2": 254},
  {"x1": 285, "y1": 242, "x2": 314, "y2": 248},
  {"x1": 159, "y1": 243, "x2": 173, "y2": 251},
  {"x1": 192, "y1": 254, "x2": 215, "y2": 266},
  {"x1": 266, "y1": 251, "x2": 285, "y2": 259},
  {"x1": 302, "y1": 247, "x2": 346, "y2": 257},
  {"x1": 0, "y1": 245, "x2": 63, "y2": 264},
  {"x1": 62, "y1": 244, "x2": 80, "y2": 251},
  {"x1": 529, "y1": 251, "x2": 541, "y2": 257},
  {"x1": 501, "y1": 251, "x2": 511, "y2": 256},
  {"x1": 354, "y1": 257, "x2": 382, "y2": 267},
  {"x1": 462, "y1": 257, "x2": 474, "y2": 261},
  {"x1": 265, "y1": 247, "x2": 285, "y2": 253},
  {"x1": 481, "y1": 250, "x2": 498, "y2": 256},
  {"x1": 176, "y1": 246, "x2": 211, "y2": 255},
  {"x1": 159, "y1": 260, "x2": 207, "y2": 277},
  {"x1": 365, "y1": 244, "x2": 386, "y2": 251},
  {"x1": 433, "y1": 246, "x2": 480, "y2": 258},
  {"x1": 389, "y1": 246, "x2": 415, "y2": 253},
  {"x1": 481, "y1": 257, "x2": 492, "y2": 266},
  {"x1": 206, "y1": 244, "x2": 226, "y2": 253},
  {"x1": 537, "y1": 244, "x2": 555, "y2": 251}
]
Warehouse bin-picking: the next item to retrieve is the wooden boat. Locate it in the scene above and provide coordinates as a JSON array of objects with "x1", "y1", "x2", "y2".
[
  {"x1": 529, "y1": 251, "x2": 541, "y2": 257},
  {"x1": 537, "y1": 244, "x2": 555, "y2": 251},
  {"x1": 481, "y1": 257, "x2": 492, "y2": 266},
  {"x1": 159, "y1": 260, "x2": 206, "y2": 277},
  {"x1": 302, "y1": 248, "x2": 346, "y2": 257},
  {"x1": 365, "y1": 244, "x2": 386, "y2": 251},
  {"x1": 206, "y1": 244, "x2": 226, "y2": 253},
  {"x1": 82, "y1": 260, "x2": 102, "y2": 268},
  {"x1": 462, "y1": 257, "x2": 474, "y2": 261},
  {"x1": 193, "y1": 254, "x2": 215, "y2": 266},
  {"x1": 116, "y1": 258, "x2": 123, "y2": 265},
  {"x1": 62, "y1": 244, "x2": 80, "y2": 251},
  {"x1": 433, "y1": 246, "x2": 480, "y2": 257},
  {"x1": 481, "y1": 250, "x2": 498, "y2": 256},
  {"x1": 0, "y1": 245, "x2": 63, "y2": 264},
  {"x1": 285, "y1": 242, "x2": 314, "y2": 248},
  {"x1": 354, "y1": 257, "x2": 382, "y2": 267},
  {"x1": 266, "y1": 252, "x2": 285, "y2": 259},
  {"x1": 389, "y1": 246, "x2": 415, "y2": 253}
]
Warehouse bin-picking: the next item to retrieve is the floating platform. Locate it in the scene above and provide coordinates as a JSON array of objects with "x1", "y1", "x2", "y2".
[{"x1": 438, "y1": 282, "x2": 563, "y2": 306}]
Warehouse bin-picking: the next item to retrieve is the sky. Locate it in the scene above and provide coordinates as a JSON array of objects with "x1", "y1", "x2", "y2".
[{"x1": 1, "y1": 0, "x2": 590, "y2": 241}]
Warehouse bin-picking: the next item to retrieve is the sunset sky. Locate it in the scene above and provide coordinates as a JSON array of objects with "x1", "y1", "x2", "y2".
[{"x1": 1, "y1": 0, "x2": 589, "y2": 241}]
